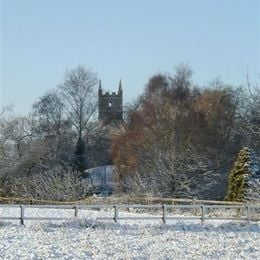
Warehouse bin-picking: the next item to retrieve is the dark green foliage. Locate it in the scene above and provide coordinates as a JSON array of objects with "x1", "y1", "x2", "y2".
[
  {"x1": 225, "y1": 147, "x2": 252, "y2": 202},
  {"x1": 85, "y1": 126, "x2": 113, "y2": 168},
  {"x1": 74, "y1": 137, "x2": 87, "y2": 173}
]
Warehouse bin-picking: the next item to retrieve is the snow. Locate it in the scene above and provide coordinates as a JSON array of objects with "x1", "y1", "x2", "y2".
[{"x1": 0, "y1": 207, "x2": 259, "y2": 259}]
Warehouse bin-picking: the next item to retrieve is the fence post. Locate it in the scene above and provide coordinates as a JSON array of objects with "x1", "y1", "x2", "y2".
[
  {"x1": 201, "y1": 205, "x2": 205, "y2": 225},
  {"x1": 246, "y1": 205, "x2": 251, "y2": 224},
  {"x1": 20, "y1": 205, "x2": 25, "y2": 225},
  {"x1": 162, "y1": 205, "x2": 166, "y2": 224},
  {"x1": 193, "y1": 199, "x2": 197, "y2": 215},
  {"x1": 74, "y1": 205, "x2": 79, "y2": 217},
  {"x1": 114, "y1": 205, "x2": 118, "y2": 223}
]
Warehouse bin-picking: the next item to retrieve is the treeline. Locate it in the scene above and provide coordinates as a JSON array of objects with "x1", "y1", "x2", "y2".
[
  {"x1": 0, "y1": 64, "x2": 259, "y2": 201},
  {"x1": 112, "y1": 65, "x2": 260, "y2": 200},
  {"x1": 0, "y1": 66, "x2": 111, "y2": 200}
]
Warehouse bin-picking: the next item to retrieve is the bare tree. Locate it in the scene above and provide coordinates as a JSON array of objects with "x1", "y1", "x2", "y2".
[
  {"x1": 32, "y1": 90, "x2": 65, "y2": 136},
  {"x1": 0, "y1": 107, "x2": 15, "y2": 182},
  {"x1": 58, "y1": 65, "x2": 98, "y2": 172},
  {"x1": 243, "y1": 78, "x2": 260, "y2": 152},
  {"x1": 59, "y1": 65, "x2": 98, "y2": 140}
]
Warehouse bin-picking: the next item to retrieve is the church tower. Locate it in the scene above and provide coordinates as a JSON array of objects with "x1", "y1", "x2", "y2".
[{"x1": 98, "y1": 80, "x2": 123, "y2": 124}]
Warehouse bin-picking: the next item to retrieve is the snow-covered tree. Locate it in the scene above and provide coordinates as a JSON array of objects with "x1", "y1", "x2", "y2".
[
  {"x1": 245, "y1": 150, "x2": 260, "y2": 203},
  {"x1": 246, "y1": 179, "x2": 260, "y2": 203}
]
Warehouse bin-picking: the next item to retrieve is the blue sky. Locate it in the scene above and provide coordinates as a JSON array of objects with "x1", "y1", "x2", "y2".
[{"x1": 1, "y1": 0, "x2": 259, "y2": 115}]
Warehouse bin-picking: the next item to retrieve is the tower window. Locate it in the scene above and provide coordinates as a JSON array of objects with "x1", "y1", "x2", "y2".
[{"x1": 108, "y1": 101, "x2": 112, "y2": 107}]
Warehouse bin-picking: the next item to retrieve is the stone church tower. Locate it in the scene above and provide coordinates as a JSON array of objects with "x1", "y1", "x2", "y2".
[{"x1": 98, "y1": 80, "x2": 123, "y2": 124}]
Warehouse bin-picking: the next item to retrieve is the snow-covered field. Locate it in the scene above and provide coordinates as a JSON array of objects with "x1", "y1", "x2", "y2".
[{"x1": 0, "y1": 207, "x2": 259, "y2": 259}]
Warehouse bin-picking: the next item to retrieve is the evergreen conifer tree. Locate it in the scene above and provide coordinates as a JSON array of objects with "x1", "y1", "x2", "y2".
[
  {"x1": 225, "y1": 147, "x2": 259, "y2": 202},
  {"x1": 74, "y1": 137, "x2": 87, "y2": 173}
]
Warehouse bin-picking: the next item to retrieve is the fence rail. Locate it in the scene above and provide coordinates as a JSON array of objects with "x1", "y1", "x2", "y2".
[
  {"x1": 0, "y1": 196, "x2": 246, "y2": 206},
  {"x1": 0, "y1": 203, "x2": 259, "y2": 225}
]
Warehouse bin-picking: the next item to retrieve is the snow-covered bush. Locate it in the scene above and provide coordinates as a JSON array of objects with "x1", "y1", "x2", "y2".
[
  {"x1": 6, "y1": 165, "x2": 96, "y2": 201},
  {"x1": 247, "y1": 178, "x2": 260, "y2": 203}
]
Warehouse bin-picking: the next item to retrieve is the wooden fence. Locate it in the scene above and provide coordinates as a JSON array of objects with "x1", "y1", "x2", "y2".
[{"x1": 0, "y1": 203, "x2": 259, "y2": 225}]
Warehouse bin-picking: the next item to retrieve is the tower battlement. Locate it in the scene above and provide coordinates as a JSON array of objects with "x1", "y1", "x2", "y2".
[{"x1": 100, "y1": 91, "x2": 120, "y2": 97}]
